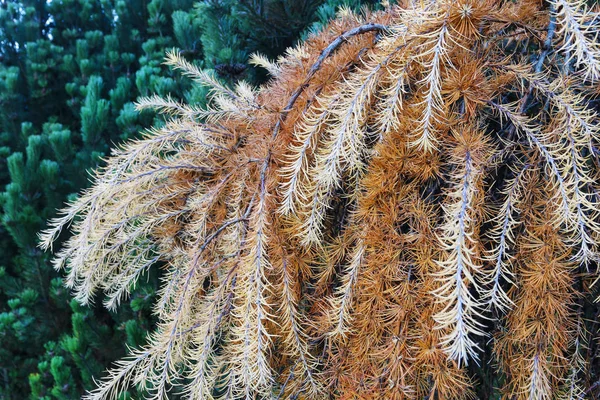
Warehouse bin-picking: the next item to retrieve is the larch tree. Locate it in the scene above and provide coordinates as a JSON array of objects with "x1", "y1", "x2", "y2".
[{"x1": 41, "y1": 0, "x2": 600, "y2": 399}]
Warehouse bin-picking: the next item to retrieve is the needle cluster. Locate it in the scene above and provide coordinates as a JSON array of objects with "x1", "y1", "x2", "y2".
[{"x1": 41, "y1": 0, "x2": 600, "y2": 398}]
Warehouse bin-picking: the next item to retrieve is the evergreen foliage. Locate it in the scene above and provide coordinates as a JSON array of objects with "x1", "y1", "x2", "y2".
[
  {"x1": 41, "y1": 0, "x2": 600, "y2": 399},
  {"x1": 0, "y1": 0, "x2": 347, "y2": 398}
]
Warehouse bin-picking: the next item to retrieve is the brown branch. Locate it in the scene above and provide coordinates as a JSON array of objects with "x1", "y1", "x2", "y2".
[
  {"x1": 271, "y1": 22, "x2": 388, "y2": 140},
  {"x1": 483, "y1": 17, "x2": 546, "y2": 43},
  {"x1": 501, "y1": 6, "x2": 557, "y2": 142}
]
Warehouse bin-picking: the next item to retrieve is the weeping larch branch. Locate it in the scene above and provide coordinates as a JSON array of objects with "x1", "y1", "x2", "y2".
[{"x1": 41, "y1": 1, "x2": 600, "y2": 399}]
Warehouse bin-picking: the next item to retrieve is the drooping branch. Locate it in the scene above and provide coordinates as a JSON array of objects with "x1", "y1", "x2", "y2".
[{"x1": 271, "y1": 23, "x2": 389, "y2": 140}]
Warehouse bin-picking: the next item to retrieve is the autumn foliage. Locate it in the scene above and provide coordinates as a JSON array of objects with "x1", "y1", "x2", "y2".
[{"x1": 40, "y1": 0, "x2": 600, "y2": 398}]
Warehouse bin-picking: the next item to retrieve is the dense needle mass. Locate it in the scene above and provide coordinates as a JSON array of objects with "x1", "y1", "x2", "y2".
[{"x1": 41, "y1": 1, "x2": 600, "y2": 398}]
